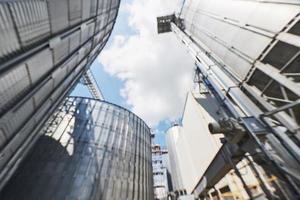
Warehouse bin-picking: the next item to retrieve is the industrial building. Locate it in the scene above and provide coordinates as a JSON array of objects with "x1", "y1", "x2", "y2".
[
  {"x1": 0, "y1": 0, "x2": 120, "y2": 189},
  {"x1": 158, "y1": 0, "x2": 300, "y2": 199},
  {"x1": 166, "y1": 92, "x2": 223, "y2": 195},
  {"x1": 152, "y1": 144, "x2": 172, "y2": 200},
  {"x1": 166, "y1": 92, "x2": 273, "y2": 199},
  {"x1": 0, "y1": 97, "x2": 154, "y2": 200},
  {"x1": 0, "y1": 0, "x2": 299, "y2": 199}
]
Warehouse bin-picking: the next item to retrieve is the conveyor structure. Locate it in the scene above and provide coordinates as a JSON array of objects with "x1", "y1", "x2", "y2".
[
  {"x1": 157, "y1": 1, "x2": 300, "y2": 199},
  {"x1": 81, "y1": 69, "x2": 104, "y2": 100}
]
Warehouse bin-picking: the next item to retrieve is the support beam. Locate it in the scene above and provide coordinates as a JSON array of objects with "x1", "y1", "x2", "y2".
[
  {"x1": 193, "y1": 143, "x2": 243, "y2": 197},
  {"x1": 81, "y1": 69, "x2": 104, "y2": 100}
]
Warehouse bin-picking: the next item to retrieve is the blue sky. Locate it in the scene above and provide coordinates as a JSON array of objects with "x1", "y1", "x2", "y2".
[{"x1": 72, "y1": 0, "x2": 194, "y2": 146}]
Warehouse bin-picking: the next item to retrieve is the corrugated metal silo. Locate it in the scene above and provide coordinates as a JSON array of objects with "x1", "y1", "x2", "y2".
[{"x1": 0, "y1": 97, "x2": 154, "y2": 200}]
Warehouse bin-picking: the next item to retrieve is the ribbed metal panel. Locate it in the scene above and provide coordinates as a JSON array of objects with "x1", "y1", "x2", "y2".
[
  {"x1": 47, "y1": 0, "x2": 69, "y2": 34},
  {"x1": 27, "y1": 48, "x2": 53, "y2": 83},
  {"x1": 0, "y1": 58, "x2": 90, "y2": 189},
  {"x1": 9, "y1": 1, "x2": 50, "y2": 47},
  {"x1": 181, "y1": 0, "x2": 299, "y2": 80},
  {"x1": 82, "y1": 0, "x2": 91, "y2": 20},
  {"x1": 69, "y1": 30, "x2": 81, "y2": 53},
  {"x1": 181, "y1": 0, "x2": 300, "y2": 130},
  {"x1": 66, "y1": 54, "x2": 79, "y2": 72},
  {"x1": 87, "y1": 21, "x2": 96, "y2": 38},
  {"x1": 0, "y1": 0, "x2": 121, "y2": 191},
  {"x1": 0, "y1": 4, "x2": 20, "y2": 59},
  {"x1": 95, "y1": 15, "x2": 103, "y2": 33},
  {"x1": 0, "y1": 97, "x2": 154, "y2": 200},
  {"x1": 51, "y1": 37, "x2": 70, "y2": 65},
  {"x1": 111, "y1": 0, "x2": 119, "y2": 9},
  {"x1": 52, "y1": 62, "x2": 68, "y2": 87},
  {"x1": 109, "y1": 9, "x2": 118, "y2": 21},
  {"x1": 0, "y1": 98, "x2": 35, "y2": 149},
  {"x1": 81, "y1": 22, "x2": 92, "y2": 44},
  {"x1": 0, "y1": 64, "x2": 30, "y2": 110},
  {"x1": 69, "y1": 0, "x2": 82, "y2": 26},
  {"x1": 90, "y1": 0, "x2": 98, "y2": 17},
  {"x1": 33, "y1": 79, "x2": 53, "y2": 106}
]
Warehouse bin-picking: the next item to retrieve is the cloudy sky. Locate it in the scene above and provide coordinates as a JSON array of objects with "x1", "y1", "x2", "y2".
[{"x1": 73, "y1": 0, "x2": 195, "y2": 145}]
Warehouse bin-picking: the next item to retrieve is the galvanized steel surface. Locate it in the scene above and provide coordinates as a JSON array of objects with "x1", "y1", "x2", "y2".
[
  {"x1": 181, "y1": 0, "x2": 300, "y2": 129},
  {"x1": 0, "y1": 97, "x2": 154, "y2": 200},
  {"x1": 0, "y1": 0, "x2": 120, "y2": 190}
]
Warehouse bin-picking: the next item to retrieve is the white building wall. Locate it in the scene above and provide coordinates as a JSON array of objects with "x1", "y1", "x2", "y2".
[
  {"x1": 166, "y1": 126, "x2": 183, "y2": 190},
  {"x1": 166, "y1": 91, "x2": 224, "y2": 193},
  {"x1": 165, "y1": 125, "x2": 192, "y2": 191},
  {"x1": 181, "y1": 0, "x2": 299, "y2": 81},
  {"x1": 182, "y1": 92, "x2": 224, "y2": 193},
  {"x1": 166, "y1": 91, "x2": 267, "y2": 198}
]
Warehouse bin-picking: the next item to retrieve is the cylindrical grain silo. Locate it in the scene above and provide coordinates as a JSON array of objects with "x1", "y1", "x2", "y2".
[
  {"x1": 0, "y1": 0, "x2": 120, "y2": 188},
  {"x1": 0, "y1": 97, "x2": 154, "y2": 200}
]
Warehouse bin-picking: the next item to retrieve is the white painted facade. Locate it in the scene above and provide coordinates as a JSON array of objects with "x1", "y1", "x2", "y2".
[
  {"x1": 166, "y1": 91, "x2": 224, "y2": 194},
  {"x1": 166, "y1": 91, "x2": 267, "y2": 199}
]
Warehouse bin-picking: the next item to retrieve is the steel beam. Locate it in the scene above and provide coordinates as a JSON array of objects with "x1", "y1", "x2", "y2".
[
  {"x1": 81, "y1": 69, "x2": 104, "y2": 100},
  {"x1": 169, "y1": 21, "x2": 300, "y2": 199},
  {"x1": 193, "y1": 143, "x2": 243, "y2": 197}
]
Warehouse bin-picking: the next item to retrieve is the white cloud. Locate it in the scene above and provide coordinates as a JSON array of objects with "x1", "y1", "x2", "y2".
[{"x1": 99, "y1": 0, "x2": 195, "y2": 126}]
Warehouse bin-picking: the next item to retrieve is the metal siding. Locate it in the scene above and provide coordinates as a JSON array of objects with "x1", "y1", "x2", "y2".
[
  {"x1": 51, "y1": 37, "x2": 69, "y2": 65},
  {"x1": 75, "y1": 58, "x2": 87, "y2": 74},
  {"x1": 90, "y1": 0, "x2": 97, "y2": 17},
  {"x1": 0, "y1": 98, "x2": 35, "y2": 147},
  {"x1": 33, "y1": 79, "x2": 53, "y2": 107},
  {"x1": 68, "y1": 30, "x2": 81, "y2": 53},
  {"x1": 9, "y1": 1, "x2": 50, "y2": 47},
  {"x1": 47, "y1": 0, "x2": 69, "y2": 34},
  {"x1": 182, "y1": 0, "x2": 300, "y2": 80},
  {"x1": 111, "y1": 0, "x2": 119, "y2": 8},
  {"x1": 66, "y1": 54, "x2": 79, "y2": 73},
  {"x1": 109, "y1": 9, "x2": 117, "y2": 22},
  {"x1": 80, "y1": 24, "x2": 89, "y2": 44},
  {"x1": 95, "y1": 15, "x2": 103, "y2": 32},
  {"x1": 93, "y1": 32, "x2": 101, "y2": 47},
  {"x1": 0, "y1": 4, "x2": 20, "y2": 59},
  {"x1": 84, "y1": 40, "x2": 93, "y2": 55},
  {"x1": 82, "y1": 0, "x2": 91, "y2": 20},
  {"x1": 0, "y1": 0, "x2": 121, "y2": 192},
  {"x1": 87, "y1": 21, "x2": 95, "y2": 38},
  {"x1": 27, "y1": 48, "x2": 53, "y2": 84},
  {"x1": 0, "y1": 63, "x2": 30, "y2": 111},
  {"x1": 52, "y1": 63, "x2": 68, "y2": 88},
  {"x1": 69, "y1": 0, "x2": 82, "y2": 26}
]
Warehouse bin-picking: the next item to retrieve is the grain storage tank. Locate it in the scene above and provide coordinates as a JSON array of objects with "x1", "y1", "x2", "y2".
[
  {"x1": 0, "y1": 97, "x2": 154, "y2": 200},
  {"x1": 0, "y1": 0, "x2": 120, "y2": 188},
  {"x1": 180, "y1": 0, "x2": 300, "y2": 127}
]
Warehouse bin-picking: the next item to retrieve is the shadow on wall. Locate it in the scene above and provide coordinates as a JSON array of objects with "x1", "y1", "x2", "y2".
[
  {"x1": 0, "y1": 135, "x2": 72, "y2": 199},
  {"x1": 0, "y1": 100, "x2": 102, "y2": 200}
]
